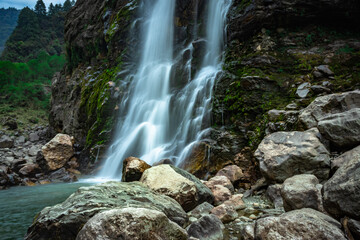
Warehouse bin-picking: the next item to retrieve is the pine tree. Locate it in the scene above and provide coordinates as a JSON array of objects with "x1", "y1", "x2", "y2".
[
  {"x1": 62, "y1": 0, "x2": 72, "y2": 12},
  {"x1": 34, "y1": 0, "x2": 46, "y2": 16},
  {"x1": 48, "y1": 3, "x2": 55, "y2": 16},
  {"x1": 54, "y1": 4, "x2": 62, "y2": 14},
  {"x1": 71, "y1": 0, "x2": 76, "y2": 6}
]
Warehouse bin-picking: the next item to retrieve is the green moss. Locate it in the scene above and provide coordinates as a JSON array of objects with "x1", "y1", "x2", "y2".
[
  {"x1": 237, "y1": 0, "x2": 252, "y2": 11},
  {"x1": 105, "y1": 1, "x2": 136, "y2": 43},
  {"x1": 79, "y1": 62, "x2": 123, "y2": 148}
]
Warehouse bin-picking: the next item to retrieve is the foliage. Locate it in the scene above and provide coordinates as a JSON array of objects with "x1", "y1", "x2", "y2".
[
  {"x1": 0, "y1": 8, "x2": 20, "y2": 54},
  {"x1": 0, "y1": 0, "x2": 75, "y2": 62},
  {"x1": 34, "y1": 0, "x2": 46, "y2": 16},
  {"x1": 0, "y1": 51, "x2": 65, "y2": 109}
]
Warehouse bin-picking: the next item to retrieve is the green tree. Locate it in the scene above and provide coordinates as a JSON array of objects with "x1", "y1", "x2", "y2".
[
  {"x1": 71, "y1": 0, "x2": 76, "y2": 6},
  {"x1": 48, "y1": 3, "x2": 55, "y2": 16},
  {"x1": 63, "y1": 0, "x2": 72, "y2": 12},
  {"x1": 54, "y1": 4, "x2": 62, "y2": 14},
  {"x1": 34, "y1": 0, "x2": 46, "y2": 16}
]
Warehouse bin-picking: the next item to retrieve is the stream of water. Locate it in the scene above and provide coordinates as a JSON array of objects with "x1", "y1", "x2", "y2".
[{"x1": 99, "y1": 0, "x2": 232, "y2": 179}]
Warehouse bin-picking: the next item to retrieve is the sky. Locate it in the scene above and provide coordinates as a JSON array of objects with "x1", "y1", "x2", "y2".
[{"x1": 0, "y1": 0, "x2": 64, "y2": 9}]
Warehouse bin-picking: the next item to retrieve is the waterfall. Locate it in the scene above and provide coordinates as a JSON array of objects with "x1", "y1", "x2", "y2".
[{"x1": 98, "y1": 0, "x2": 232, "y2": 179}]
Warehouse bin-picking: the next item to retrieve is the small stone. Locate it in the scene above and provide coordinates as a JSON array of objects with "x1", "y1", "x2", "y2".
[
  {"x1": 29, "y1": 133, "x2": 40, "y2": 142},
  {"x1": 316, "y1": 65, "x2": 334, "y2": 76},
  {"x1": 0, "y1": 135, "x2": 14, "y2": 148},
  {"x1": 249, "y1": 214, "x2": 257, "y2": 220},
  {"x1": 296, "y1": 82, "x2": 311, "y2": 98}
]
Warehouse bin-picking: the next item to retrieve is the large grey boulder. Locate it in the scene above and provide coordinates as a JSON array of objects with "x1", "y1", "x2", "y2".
[
  {"x1": 299, "y1": 90, "x2": 360, "y2": 149},
  {"x1": 281, "y1": 174, "x2": 323, "y2": 212},
  {"x1": 331, "y1": 145, "x2": 360, "y2": 173},
  {"x1": 299, "y1": 90, "x2": 360, "y2": 129},
  {"x1": 140, "y1": 165, "x2": 213, "y2": 211},
  {"x1": 25, "y1": 182, "x2": 187, "y2": 240},
  {"x1": 76, "y1": 208, "x2": 188, "y2": 240},
  {"x1": 317, "y1": 108, "x2": 360, "y2": 149},
  {"x1": 323, "y1": 146, "x2": 360, "y2": 219},
  {"x1": 254, "y1": 131, "x2": 330, "y2": 183},
  {"x1": 186, "y1": 214, "x2": 224, "y2": 240},
  {"x1": 255, "y1": 208, "x2": 346, "y2": 240}
]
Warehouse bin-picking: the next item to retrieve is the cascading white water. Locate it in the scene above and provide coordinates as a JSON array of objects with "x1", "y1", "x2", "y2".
[{"x1": 98, "y1": 0, "x2": 232, "y2": 179}]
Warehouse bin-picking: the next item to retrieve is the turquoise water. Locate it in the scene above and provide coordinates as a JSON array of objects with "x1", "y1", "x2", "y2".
[{"x1": 0, "y1": 182, "x2": 92, "y2": 240}]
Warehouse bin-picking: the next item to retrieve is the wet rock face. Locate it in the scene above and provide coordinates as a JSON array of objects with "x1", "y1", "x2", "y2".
[
  {"x1": 255, "y1": 208, "x2": 346, "y2": 240},
  {"x1": 228, "y1": 0, "x2": 360, "y2": 41},
  {"x1": 255, "y1": 131, "x2": 330, "y2": 183},
  {"x1": 26, "y1": 182, "x2": 187, "y2": 240},
  {"x1": 76, "y1": 208, "x2": 188, "y2": 240},
  {"x1": 323, "y1": 146, "x2": 360, "y2": 220}
]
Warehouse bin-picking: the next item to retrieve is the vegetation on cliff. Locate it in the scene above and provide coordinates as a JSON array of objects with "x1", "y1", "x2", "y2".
[{"x1": 0, "y1": 8, "x2": 20, "y2": 54}]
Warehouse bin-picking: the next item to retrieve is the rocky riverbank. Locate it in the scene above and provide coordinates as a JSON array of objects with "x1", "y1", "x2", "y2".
[
  {"x1": 0, "y1": 127, "x2": 81, "y2": 189},
  {"x1": 25, "y1": 105, "x2": 360, "y2": 239},
  {"x1": 24, "y1": 89, "x2": 360, "y2": 238}
]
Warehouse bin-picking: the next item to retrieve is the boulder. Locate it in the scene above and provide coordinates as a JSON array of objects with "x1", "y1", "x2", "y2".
[
  {"x1": 299, "y1": 90, "x2": 360, "y2": 128},
  {"x1": 255, "y1": 208, "x2": 346, "y2": 240},
  {"x1": 209, "y1": 185, "x2": 232, "y2": 206},
  {"x1": 205, "y1": 176, "x2": 234, "y2": 193},
  {"x1": 0, "y1": 135, "x2": 14, "y2": 148},
  {"x1": 26, "y1": 182, "x2": 187, "y2": 240},
  {"x1": 11, "y1": 159, "x2": 27, "y2": 172},
  {"x1": 223, "y1": 194, "x2": 246, "y2": 210},
  {"x1": 187, "y1": 202, "x2": 214, "y2": 219},
  {"x1": 140, "y1": 165, "x2": 213, "y2": 211},
  {"x1": 41, "y1": 134, "x2": 74, "y2": 170},
  {"x1": 323, "y1": 146, "x2": 360, "y2": 219},
  {"x1": 76, "y1": 208, "x2": 188, "y2": 240},
  {"x1": 348, "y1": 219, "x2": 360, "y2": 239},
  {"x1": 281, "y1": 174, "x2": 323, "y2": 212},
  {"x1": 19, "y1": 164, "x2": 40, "y2": 177},
  {"x1": 121, "y1": 156, "x2": 151, "y2": 182},
  {"x1": 331, "y1": 145, "x2": 360, "y2": 173},
  {"x1": 186, "y1": 214, "x2": 225, "y2": 240},
  {"x1": 4, "y1": 118, "x2": 17, "y2": 130},
  {"x1": 49, "y1": 168, "x2": 77, "y2": 183},
  {"x1": 254, "y1": 131, "x2": 330, "y2": 183},
  {"x1": 29, "y1": 132, "x2": 40, "y2": 142},
  {"x1": 266, "y1": 184, "x2": 284, "y2": 209},
  {"x1": 210, "y1": 204, "x2": 238, "y2": 223},
  {"x1": 0, "y1": 168, "x2": 10, "y2": 188},
  {"x1": 215, "y1": 165, "x2": 243, "y2": 186},
  {"x1": 317, "y1": 108, "x2": 360, "y2": 149}
]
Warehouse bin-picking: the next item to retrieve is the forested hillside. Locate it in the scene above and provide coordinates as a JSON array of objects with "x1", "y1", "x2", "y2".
[
  {"x1": 0, "y1": 8, "x2": 20, "y2": 54},
  {"x1": 1, "y1": 0, "x2": 74, "y2": 62}
]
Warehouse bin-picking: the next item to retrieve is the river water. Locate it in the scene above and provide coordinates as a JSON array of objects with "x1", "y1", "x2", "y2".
[{"x1": 0, "y1": 183, "x2": 92, "y2": 240}]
